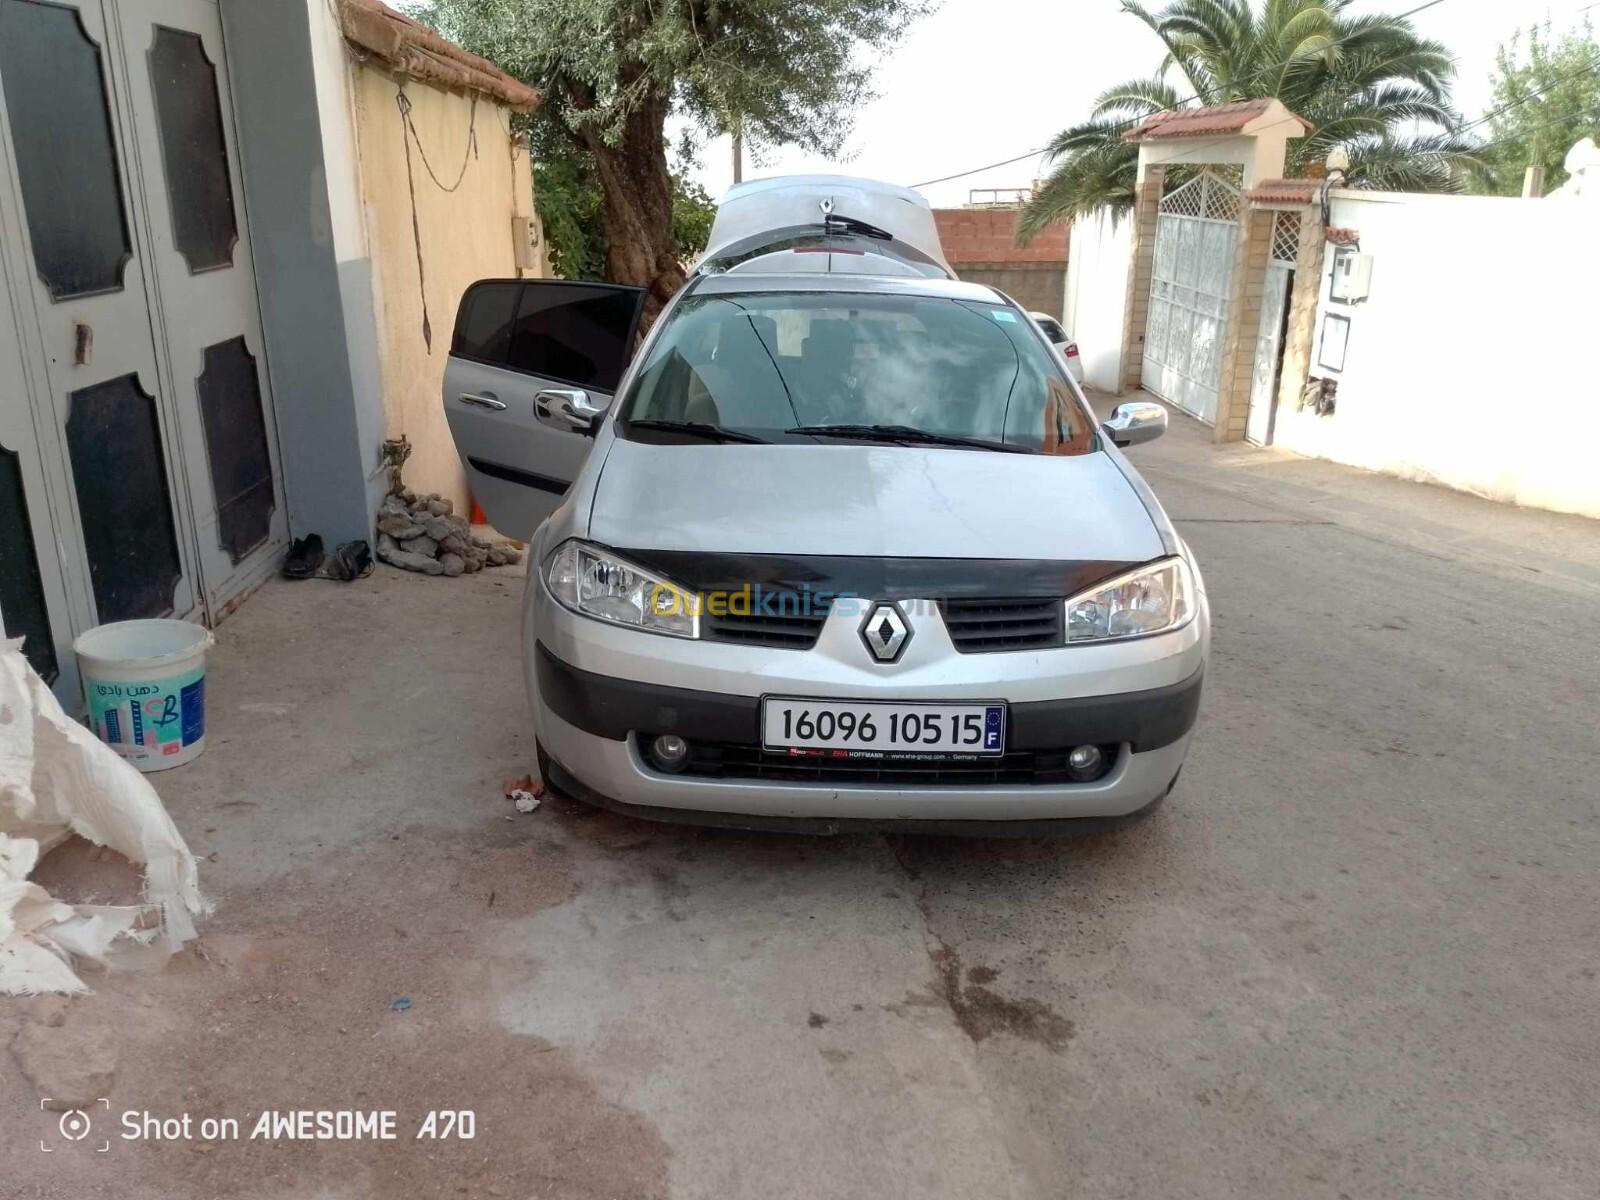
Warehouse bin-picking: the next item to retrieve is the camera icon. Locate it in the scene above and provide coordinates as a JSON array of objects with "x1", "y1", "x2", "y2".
[{"x1": 40, "y1": 1099, "x2": 110, "y2": 1153}]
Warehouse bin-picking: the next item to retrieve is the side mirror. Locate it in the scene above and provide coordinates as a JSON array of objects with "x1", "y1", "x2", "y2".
[
  {"x1": 1103, "y1": 400, "x2": 1168, "y2": 448},
  {"x1": 535, "y1": 388, "x2": 610, "y2": 435}
]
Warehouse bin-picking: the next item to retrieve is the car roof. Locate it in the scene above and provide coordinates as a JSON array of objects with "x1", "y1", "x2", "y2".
[{"x1": 692, "y1": 272, "x2": 1008, "y2": 304}]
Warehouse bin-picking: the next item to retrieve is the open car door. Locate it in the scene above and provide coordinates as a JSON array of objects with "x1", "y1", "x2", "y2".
[{"x1": 443, "y1": 279, "x2": 646, "y2": 540}]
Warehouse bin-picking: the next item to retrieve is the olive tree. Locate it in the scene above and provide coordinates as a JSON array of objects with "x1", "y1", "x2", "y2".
[{"x1": 412, "y1": 0, "x2": 928, "y2": 317}]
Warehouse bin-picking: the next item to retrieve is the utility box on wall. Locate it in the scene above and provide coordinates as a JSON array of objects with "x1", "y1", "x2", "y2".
[
  {"x1": 1330, "y1": 248, "x2": 1373, "y2": 303},
  {"x1": 512, "y1": 214, "x2": 541, "y2": 271}
]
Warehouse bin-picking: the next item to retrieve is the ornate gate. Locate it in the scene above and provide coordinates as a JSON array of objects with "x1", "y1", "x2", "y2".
[
  {"x1": 1246, "y1": 212, "x2": 1300, "y2": 445},
  {"x1": 1140, "y1": 171, "x2": 1242, "y2": 424}
]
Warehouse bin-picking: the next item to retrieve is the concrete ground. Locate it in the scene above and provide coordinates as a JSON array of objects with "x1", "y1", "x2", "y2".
[{"x1": 6, "y1": 400, "x2": 1599, "y2": 1199}]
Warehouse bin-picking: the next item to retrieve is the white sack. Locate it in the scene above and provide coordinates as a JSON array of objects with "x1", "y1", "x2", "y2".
[{"x1": 0, "y1": 638, "x2": 209, "y2": 994}]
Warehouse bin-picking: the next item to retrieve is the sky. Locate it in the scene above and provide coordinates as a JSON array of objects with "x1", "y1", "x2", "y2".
[{"x1": 681, "y1": 0, "x2": 1597, "y2": 208}]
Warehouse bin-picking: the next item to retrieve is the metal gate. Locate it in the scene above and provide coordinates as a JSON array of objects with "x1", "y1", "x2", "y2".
[
  {"x1": 1246, "y1": 212, "x2": 1300, "y2": 445},
  {"x1": 1141, "y1": 171, "x2": 1242, "y2": 424}
]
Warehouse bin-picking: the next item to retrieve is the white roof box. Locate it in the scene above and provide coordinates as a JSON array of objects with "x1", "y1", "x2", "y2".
[{"x1": 697, "y1": 174, "x2": 953, "y2": 278}]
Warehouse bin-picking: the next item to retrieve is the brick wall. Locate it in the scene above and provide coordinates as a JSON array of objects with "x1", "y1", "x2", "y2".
[
  {"x1": 931, "y1": 208, "x2": 1068, "y2": 314},
  {"x1": 932, "y1": 208, "x2": 1069, "y2": 265}
]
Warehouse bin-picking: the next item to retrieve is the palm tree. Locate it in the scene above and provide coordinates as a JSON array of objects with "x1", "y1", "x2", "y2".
[{"x1": 1019, "y1": 0, "x2": 1480, "y2": 239}]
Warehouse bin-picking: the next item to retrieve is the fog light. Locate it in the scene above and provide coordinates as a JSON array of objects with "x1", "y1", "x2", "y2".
[
  {"x1": 1067, "y1": 744, "x2": 1103, "y2": 780},
  {"x1": 651, "y1": 733, "x2": 688, "y2": 772}
]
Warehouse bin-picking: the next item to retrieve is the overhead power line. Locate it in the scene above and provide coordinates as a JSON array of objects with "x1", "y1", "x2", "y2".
[
  {"x1": 910, "y1": 148, "x2": 1051, "y2": 188},
  {"x1": 906, "y1": 0, "x2": 1454, "y2": 189},
  {"x1": 1456, "y1": 50, "x2": 1600, "y2": 135},
  {"x1": 1458, "y1": 95, "x2": 1600, "y2": 157}
]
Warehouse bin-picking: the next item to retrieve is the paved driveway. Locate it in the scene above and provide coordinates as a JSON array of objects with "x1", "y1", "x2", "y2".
[{"x1": 8, "y1": 403, "x2": 1598, "y2": 1199}]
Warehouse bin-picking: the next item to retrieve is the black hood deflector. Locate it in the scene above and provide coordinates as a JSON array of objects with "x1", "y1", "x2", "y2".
[{"x1": 610, "y1": 549, "x2": 1148, "y2": 601}]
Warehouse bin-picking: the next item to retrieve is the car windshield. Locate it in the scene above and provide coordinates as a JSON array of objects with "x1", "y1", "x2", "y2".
[{"x1": 619, "y1": 292, "x2": 1096, "y2": 455}]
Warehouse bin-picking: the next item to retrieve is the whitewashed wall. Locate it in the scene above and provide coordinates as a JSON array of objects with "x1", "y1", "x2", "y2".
[
  {"x1": 1273, "y1": 189, "x2": 1600, "y2": 520},
  {"x1": 1064, "y1": 210, "x2": 1131, "y2": 392}
]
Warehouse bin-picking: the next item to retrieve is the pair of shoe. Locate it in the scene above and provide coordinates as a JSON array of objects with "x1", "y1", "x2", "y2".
[{"x1": 282, "y1": 536, "x2": 373, "y2": 582}]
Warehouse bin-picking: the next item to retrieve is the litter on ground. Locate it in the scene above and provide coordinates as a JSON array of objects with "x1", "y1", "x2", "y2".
[
  {"x1": 0, "y1": 639, "x2": 209, "y2": 995},
  {"x1": 502, "y1": 773, "x2": 544, "y2": 814}
]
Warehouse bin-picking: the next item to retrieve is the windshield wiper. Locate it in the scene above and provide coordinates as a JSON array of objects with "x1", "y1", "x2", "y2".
[
  {"x1": 784, "y1": 424, "x2": 1031, "y2": 454},
  {"x1": 625, "y1": 419, "x2": 769, "y2": 445},
  {"x1": 822, "y1": 213, "x2": 893, "y2": 240}
]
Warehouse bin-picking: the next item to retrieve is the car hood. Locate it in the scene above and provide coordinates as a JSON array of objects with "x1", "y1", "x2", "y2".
[{"x1": 588, "y1": 439, "x2": 1165, "y2": 561}]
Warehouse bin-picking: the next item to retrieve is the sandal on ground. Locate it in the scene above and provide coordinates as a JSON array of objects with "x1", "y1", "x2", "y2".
[{"x1": 321, "y1": 539, "x2": 374, "y2": 582}]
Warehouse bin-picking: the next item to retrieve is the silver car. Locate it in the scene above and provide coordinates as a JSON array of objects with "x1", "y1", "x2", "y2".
[{"x1": 444, "y1": 176, "x2": 1207, "y2": 834}]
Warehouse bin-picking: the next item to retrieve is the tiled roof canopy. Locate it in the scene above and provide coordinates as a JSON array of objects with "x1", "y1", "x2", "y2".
[
  {"x1": 1122, "y1": 98, "x2": 1310, "y2": 142},
  {"x1": 339, "y1": 0, "x2": 541, "y2": 112},
  {"x1": 1246, "y1": 178, "x2": 1322, "y2": 205},
  {"x1": 932, "y1": 208, "x2": 1068, "y2": 264}
]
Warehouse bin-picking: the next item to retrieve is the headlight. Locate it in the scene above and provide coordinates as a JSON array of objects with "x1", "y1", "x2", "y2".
[
  {"x1": 1066, "y1": 557, "x2": 1195, "y2": 643},
  {"x1": 543, "y1": 540, "x2": 699, "y2": 638}
]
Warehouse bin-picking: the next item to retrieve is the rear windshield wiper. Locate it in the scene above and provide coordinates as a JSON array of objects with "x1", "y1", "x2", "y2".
[
  {"x1": 785, "y1": 424, "x2": 1032, "y2": 453},
  {"x1": 822, "y1": 213, "x2": 893, "y2": 240},
  {"x1": 625, "y1": 419, "x2": 769, "y2": 445}
]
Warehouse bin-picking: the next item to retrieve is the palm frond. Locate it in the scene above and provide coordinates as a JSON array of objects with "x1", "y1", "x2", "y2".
[
  {"x1": 1018, "y1": 141, "x2": 1141, "y2": 241},
  {"x1": 1342, "y1": 130, "x2": 1485, "y2": 193},
  {"x1": 1043, "y1": 116, "x2": 1129, "y2": 159},
  {"x1": 1035, "y1": 0, "x2": 1471, "y2": 217},
  {"x1": 1120, "y1": 0, "x2": 1217, "y2": 96},
  {"x1": 1090, "y1": 76, "x2": 1189, "y2": 119}
]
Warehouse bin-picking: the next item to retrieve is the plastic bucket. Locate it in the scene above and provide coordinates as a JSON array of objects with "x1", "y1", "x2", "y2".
[{"x1": 74, "y1": 619, "x2": 215, "y2": 772}]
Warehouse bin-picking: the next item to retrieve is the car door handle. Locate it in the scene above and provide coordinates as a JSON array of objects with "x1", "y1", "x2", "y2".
[{"x1": 458, "y1": 392, "x2": 506, "y2": 411}]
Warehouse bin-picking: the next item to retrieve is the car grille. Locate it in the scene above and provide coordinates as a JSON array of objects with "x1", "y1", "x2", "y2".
[
  {"x1": 673, "y1": 740, "x2": 1117, "y2": 786},
  {"x1": 703, "y1": 608, "x2": 827, "y2": 649},
  {"x1": 939, "y1": 597, "x2": 1064, "y2": 653}
]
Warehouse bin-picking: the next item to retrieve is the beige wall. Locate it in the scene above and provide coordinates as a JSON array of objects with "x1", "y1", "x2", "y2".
[{"x1": 348, "y1": 65, "x2": 539, "y2": 509}]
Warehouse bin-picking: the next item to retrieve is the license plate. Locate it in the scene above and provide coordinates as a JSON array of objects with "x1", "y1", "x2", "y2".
[{"x1": 761, "y1": 698, "x2": 1006, "y2": 757}]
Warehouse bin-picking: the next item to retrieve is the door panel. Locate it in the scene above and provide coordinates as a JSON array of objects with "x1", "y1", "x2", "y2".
[
  {"x1": 195, "y1": 335, "x2": 274, "y2": 562},
  {"x1": 145, "y1": 23, "x2": 237, "y2": 273},
  {"x1": 444, "y1": 280, "x2": 645, "y2": 539},
  {"x1": 0, "y1": 439, "x2": 58, "y2": 682},
  {"x1": 65, "y1": 371, "x2": 185, "y2": 621},
  {"x1": 0, "y1": 0, "x2": 131, "y2": 299},
  {"x1": 0, "y1": 132, "x2": 83, "y2": 698},
  {"x1": 116, "y1": 0, "x2": 287, "y2": 605},
  {"x1": 0, "y1": 0, "x2": 199, "y2": 624}
]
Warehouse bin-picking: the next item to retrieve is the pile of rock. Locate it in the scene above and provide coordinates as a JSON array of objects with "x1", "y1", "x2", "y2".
[{"x1": 374, "y1": 489, "x2": 524, "y2": 577}]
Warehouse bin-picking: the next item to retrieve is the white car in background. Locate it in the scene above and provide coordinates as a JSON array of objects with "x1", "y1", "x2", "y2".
[{"x1": 1028, "y1": 311, "x2": 1084, "y2": 383}]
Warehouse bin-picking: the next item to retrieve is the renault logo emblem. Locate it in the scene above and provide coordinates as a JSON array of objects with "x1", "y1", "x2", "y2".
[{"x1": 860, "y1": 603, "x2": 910, "y2": 663}]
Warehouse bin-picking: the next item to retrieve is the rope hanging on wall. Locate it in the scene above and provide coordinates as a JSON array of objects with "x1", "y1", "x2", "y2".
[
  {"x1": 400, "y1": 89, "x2": 479, "y2": 193},
  {"x1": 397, "y1": 89, "x2": 433, "y2": 351},
  {"x1": 394, "y1": 87, "x2": 483, "y2": 351}
]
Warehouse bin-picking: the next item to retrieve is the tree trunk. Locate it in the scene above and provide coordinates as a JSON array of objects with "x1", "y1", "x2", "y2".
[{"x1": 580, "y1": 90, "x2": 685, "y2": 329}]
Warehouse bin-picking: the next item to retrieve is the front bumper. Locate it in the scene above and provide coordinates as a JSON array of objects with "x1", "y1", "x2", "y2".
[{"x1": 526, "y1": 572, "x2": 1207, "y2": 829}]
